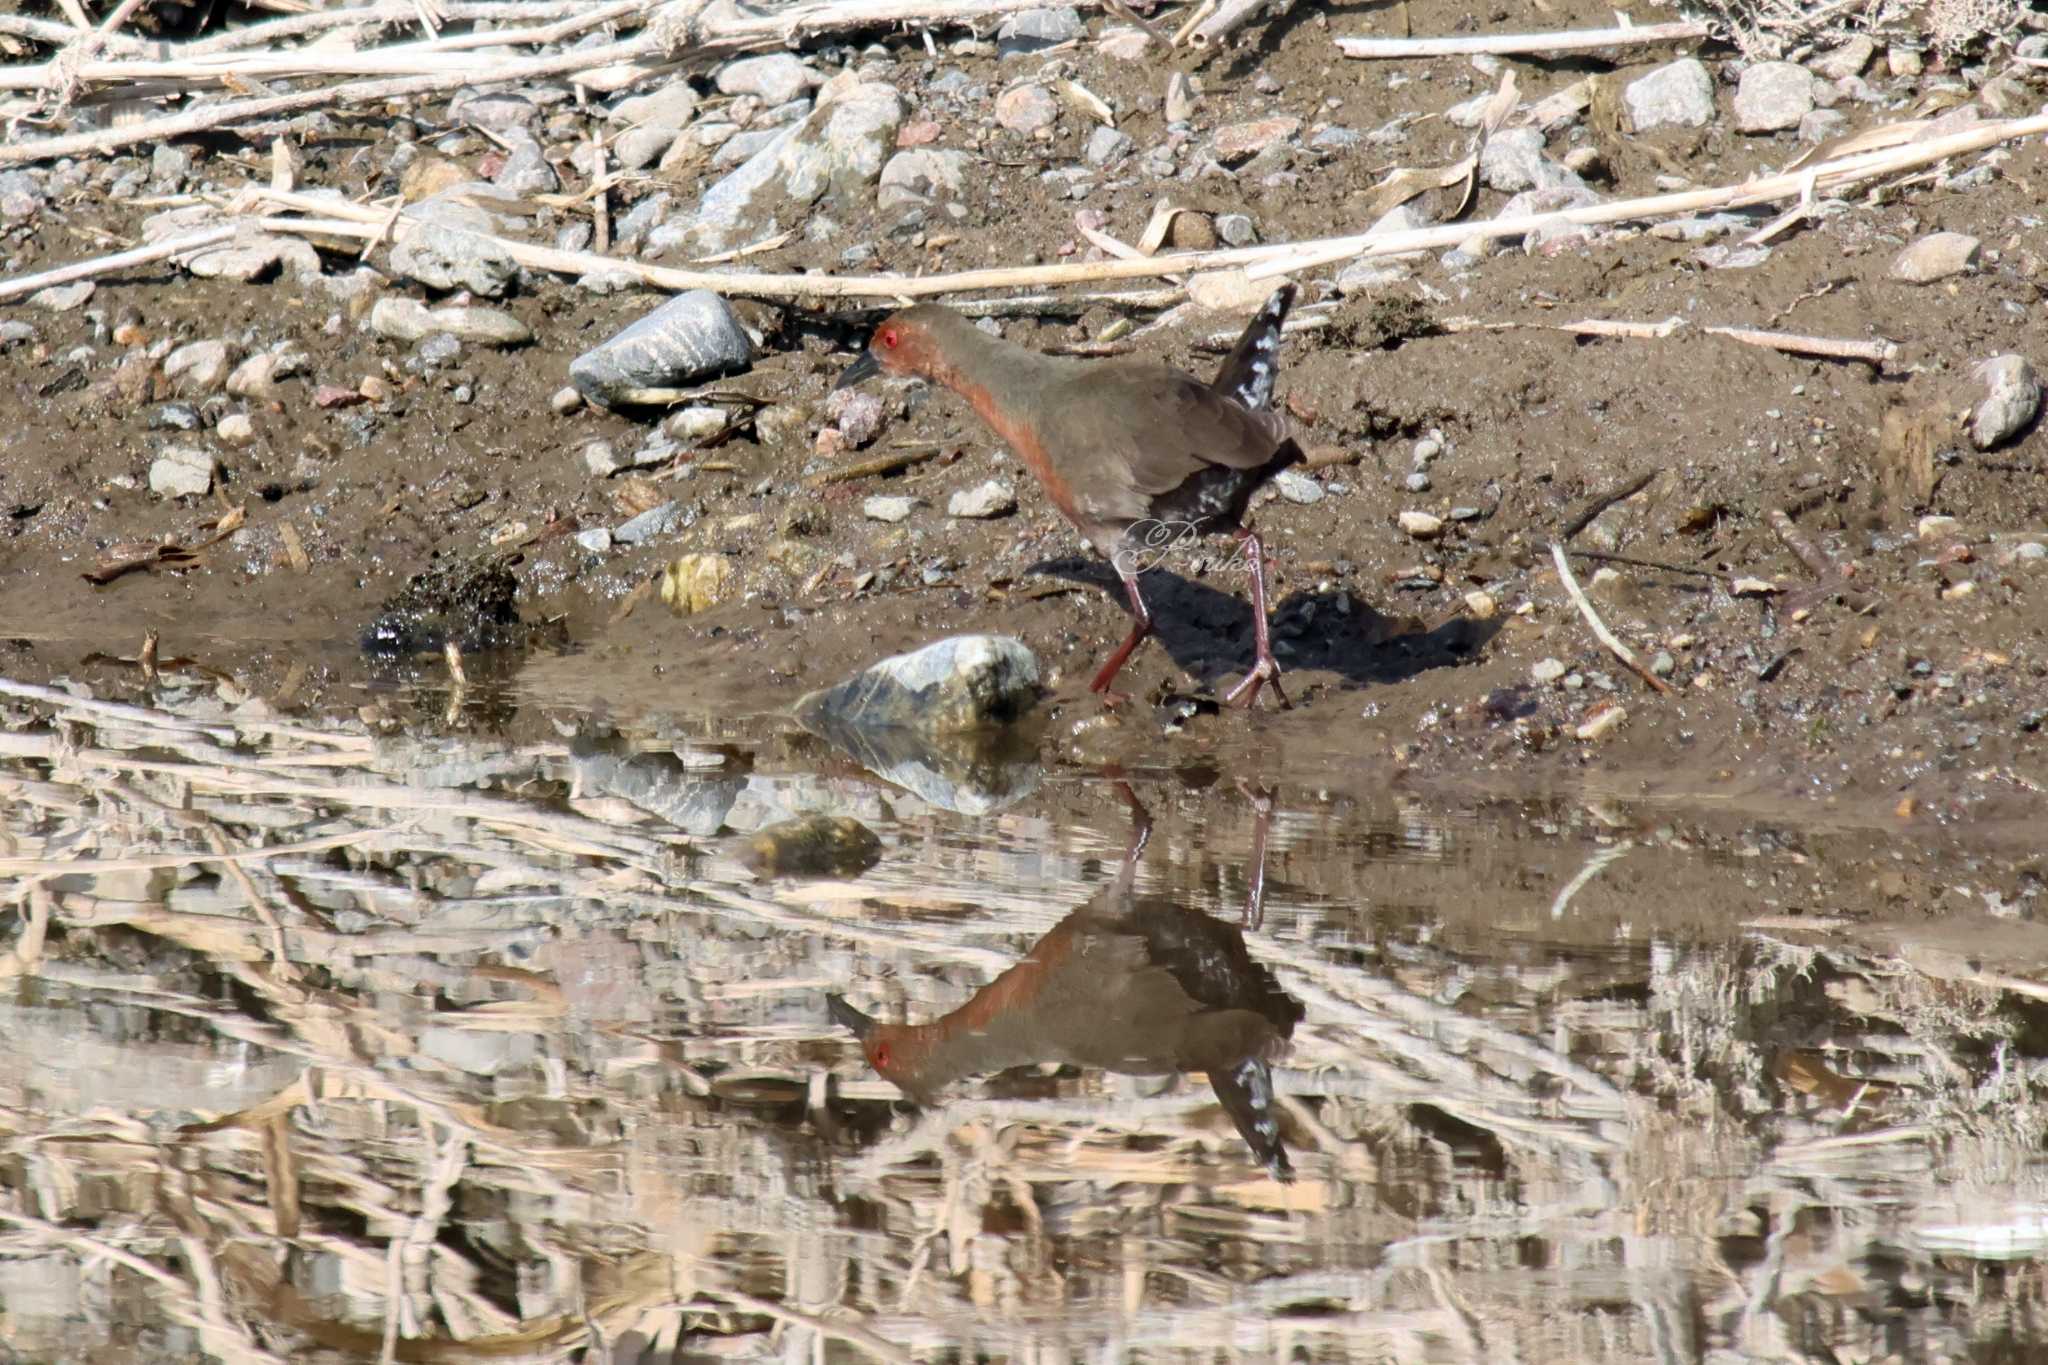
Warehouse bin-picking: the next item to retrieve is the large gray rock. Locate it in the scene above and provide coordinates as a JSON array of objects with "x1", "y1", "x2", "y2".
[
  {"x1": 878, "y1": 148, "x2": 972, "y2": 211},
  {"x1": 1971, "y1": 355, "x2": 2041, "y2": 451},
  {"x1": 997, "y1": 6, "x2": 1083, "y2": 56},
  {"x1": 1624, "y1": 58, "x2": 1716, "y2": 130},
  {"x1": 1891, "y1": 231, "x2": 1980, "y2": 283},
  {"x1": 795, "y1": 635, "x2": 1042, "y2": 736},
  {"x1": 1734, "y1": 61, "x2": 1815, "y2": 133},
  {"x1": 370, "y1": 296, "x2": 532, "y2": 347},
  {"x1": 689, "y1": 81, "x2": 904, "y2": 252},
  {"x1": 1478, "y1": 127, "x2": 1585, "y2": 193},
  {"x1": 569, "y1": 290, "x2": 752, "y2": 406},
  {"x1": 150, "y1": 445, "x2": 216, "y2": 498},
  {"x1": 390, "y1": 197, "x2": 521, "y2": 297},
  {"x1": 716, "y1": 53, "x2": 818, "y2": 104}
]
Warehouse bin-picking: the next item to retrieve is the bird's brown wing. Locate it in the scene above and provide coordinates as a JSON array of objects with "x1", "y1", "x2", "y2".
[{"x1": 1048, "y1": 365, "x2": 1289, "y2": 522}]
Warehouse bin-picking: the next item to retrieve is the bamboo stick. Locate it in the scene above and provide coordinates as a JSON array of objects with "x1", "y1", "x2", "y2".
[
  {"x1": 1336, "y1": 20, "x2": 1711, "y2": 58},
  {"x1": 0, "y1": 224, "x2": 236, "y2": 303},
  {"x1": 226, "y1": 113, "x2": 2048, "y2": 302}
]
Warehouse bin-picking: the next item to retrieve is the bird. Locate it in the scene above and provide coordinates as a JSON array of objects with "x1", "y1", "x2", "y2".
[
  {"x1": 835, "y1": 285, "x2": 1304, "y2": 708},
  {"x1": 827, "y1": 786, "x2": 1302, "y2": 1180}
]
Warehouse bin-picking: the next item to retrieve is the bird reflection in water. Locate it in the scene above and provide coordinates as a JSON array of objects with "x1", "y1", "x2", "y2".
[{"x1": 828, "y1": 785, "x2": 1304, "y2": 1180}]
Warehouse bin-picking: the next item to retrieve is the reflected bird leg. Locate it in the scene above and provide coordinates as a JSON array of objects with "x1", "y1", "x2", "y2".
[{"x1": 1238, "y1": 780, "x2": 1274, "y2": 931}]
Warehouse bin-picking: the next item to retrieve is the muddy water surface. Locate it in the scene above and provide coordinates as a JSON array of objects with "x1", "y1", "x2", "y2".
[{"x1": 2, "y1": 674, "x2": 2046, "y2": 1363}]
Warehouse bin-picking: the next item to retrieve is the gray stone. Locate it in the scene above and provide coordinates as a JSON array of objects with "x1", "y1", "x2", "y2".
[
  {"x1": 997, "y1": 6, "x2": 1083, "y2": 57},
  {"x1": 610, "y1": 84, "x2": 701, "y2": 131},
  {"x1": 1734, "y1": 61, "x2": 1815, "y2": 133},
  {"x1": 390, "y1": 201, "x2": 519, "y2": 297},
  {"x1": 575, "y1": 527, "x2": 613, "y2": 553},
  {"x1": 995, "y1": 83, "x2": 1059, "y2": 134},
  {"x1": 614, "y1": 125, "x2": 678, "y2": 170},
  {"x1": 689, "y1": 83, "x2": 904, "y2": 252},
  {"x1": 0, "y1": 320, "x2": 38, "y2": 348},
  {"x1": 613, "y1": 501, "x2": 685, "y2": 544},
  {"x1": 1971, "y1": 354, "x2": 2041, "y2": 451},
  {"x1": 215, "y1": 413, "x2": 255, "y2": 446},
  {"x1": 492, "y1": 138, "x2": 559, "y2": 195},
  {"x1": 30, "y1": 281, "x2": 94, "y2": 311},
  {"x1": 569, "y1": 290, "x2": 753, "y2": 406},
  {"x1": 1084, "y1": 125, "x2": 1134, "y2": 165},
  {"x1": 795, "y1": 635, "x2": 1042, "y2": 735},
  {"x1": 947, "y1": 480, "x2": 1016, "y2": 518},
  {"x1": 716, "y1": 54, "x2": 818, "y2": 105},
  {"x1": 372, "y1": 295, "x2": 529, "y2": 347},
  {"x1": 227, "y1": 349, "x2": 308, "y2": 399},
  {"x1": 1310, "y1": 125, "x2": 1362, "y2": 152},
  {"x1": 1479, "y1": 126, "x2": 1585, "y2": 193},
  {"x1": 1812, "y1": 35, "x2": 1875, "y2": 80},
  {"x1": 1798, "y1": 109, "x2": 1850, "y2": 143},
  {"x1": 1500, "y1": 185, "x2": 1604, "y2": 252},
  {"x1": 149, "y1": 445, "x2": 216, "y2": 498},
  {"x1": 1335, "y1": 258, "x2": 1412, "y2": 294},
  {"x1": 0, "y1": 169, "x2": 44, "y2": 219},
  {"x1": 1274, "y1": 468, "x2": 1323, "y2": 504},
  {"x1": 1624, "y1": 58, "x2": 1716, "y2": 130},
  {"x1": 162, "y1": 339, "x2": 235, "y2": 394},
  {"x1": 863, "y1": 495, "x2": 920, "y2": 523},
  {"x1": 1531, "y1": 657, "x2": 1568, "y2": 685},
  {"x1": 826, "y1": 387, "x2": 885, "y2": 446},
  {"x1": 712, "y1": 129, "x2": 785, "y2": 168},
  {"x1": 878, "y1": 148, "x2": 973, "y2": 211},
  {"x1": 416, "y1": 333, "x2": 462, "y2": 367},
  {"x1": 1215, "y1": 212, "x2": 1257, "y2": 246},
  {"x1": 450, "y1": 90, "x2": 539, "y2": 134},
  {"x1": 612, "y1": 191, "x2": 672, "y2": 251},
  {"x1": 151, "y1": 143, "x2": 194, "y2": 186},
  {"x1": 1891, "y1": 231, "x2": 1980, "y2": 283}
]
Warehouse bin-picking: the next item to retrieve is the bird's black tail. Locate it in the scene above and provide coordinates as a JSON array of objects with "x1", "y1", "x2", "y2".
[{"x1": 1209, "y1": 284, "x2": 1297, "y2": 414}]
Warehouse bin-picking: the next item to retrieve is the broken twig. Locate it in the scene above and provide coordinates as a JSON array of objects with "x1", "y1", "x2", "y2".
[
  {"x1": 1550, "y1": 542, "x2": 1675, "y2": 696},
  {"x1": 1336, "y1": 20, "x2": 1709, "y2": 59}
]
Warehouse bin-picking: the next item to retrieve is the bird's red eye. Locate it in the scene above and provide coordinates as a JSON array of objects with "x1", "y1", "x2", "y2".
[
  {"x1": 878, "y1": 328, "x2": 899, "y2": 350},
  {"x1": 872, "y1": 1043, "x2": 892, "y2": 1069}
]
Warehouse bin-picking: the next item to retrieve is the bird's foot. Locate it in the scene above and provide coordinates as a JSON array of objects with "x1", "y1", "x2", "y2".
[{"x1": 1225, "y1": 655, "x2": 1291, "y2": 710}]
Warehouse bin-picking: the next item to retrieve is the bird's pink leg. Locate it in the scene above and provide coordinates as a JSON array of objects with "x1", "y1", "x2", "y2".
[
  {"x1": 1089, "y1": 572, "x2": 1153, "y2": 696},
  {"x1": 1225, "y1": 529, "x2": 1291, "y2": 710}
]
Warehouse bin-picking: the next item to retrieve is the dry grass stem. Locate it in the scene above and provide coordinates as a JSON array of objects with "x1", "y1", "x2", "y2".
[
  {"x1": 1336, "y1": 20, "x2": 1711, "y2": 58},
  {"x1": 0, "y1": 225, "x2": 237, "y2": 302},
  {"x1": 1550, "y1": 542, "x2": 1677, "y2": 696},
  {"x1": 1703, "y1": 324, "x2": 1900, "y2": 366}
]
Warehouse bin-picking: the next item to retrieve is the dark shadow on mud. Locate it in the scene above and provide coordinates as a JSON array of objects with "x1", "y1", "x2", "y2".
[{"x1": 1029, "y1": 556, "x2": 1502, "y2": 695}]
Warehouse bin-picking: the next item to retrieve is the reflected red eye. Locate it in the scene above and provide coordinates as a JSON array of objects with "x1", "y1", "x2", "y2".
[
  {"x1": 878, "y1": 327, "x2": 899, "y2": 350},
  {"x1": 872, "y1": 1043, "x2": 892, "y2": 1069}
]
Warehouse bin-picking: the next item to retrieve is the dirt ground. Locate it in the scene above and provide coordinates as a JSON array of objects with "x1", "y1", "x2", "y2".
[{"x1": 2, "y1": 0, "x2": 2044, "y2": 843}]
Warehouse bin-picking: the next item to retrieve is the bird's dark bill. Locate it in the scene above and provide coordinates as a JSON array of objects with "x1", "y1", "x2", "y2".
[
  {"x1": 834, "y1": 349, "x2": 881, "y2": 390},
  {"x1": 826, "y1": 993, "x2": 876, "y2": 1040}
]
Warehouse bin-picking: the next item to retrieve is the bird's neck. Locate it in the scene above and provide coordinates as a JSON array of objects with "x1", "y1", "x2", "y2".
[
  {"x1": 879, "y1": 934, "x2": 1072, "y2": 1093},
  {"x1": 923, "y1": 328, "x2": 1069, "y2": 481}
]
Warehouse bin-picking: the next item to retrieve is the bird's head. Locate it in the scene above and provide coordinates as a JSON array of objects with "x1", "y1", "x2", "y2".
[
  {"x1": 834, "y1": 306, "x2": 966, "y2": 389},
  {"x1": 826, "y1": 994, "x2": 938, "y2": 1101}
]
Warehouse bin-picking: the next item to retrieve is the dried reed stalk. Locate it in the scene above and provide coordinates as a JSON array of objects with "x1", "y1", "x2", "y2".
[{"x1": 1337, "y1": 19, "x2": 1711, "y2": 58}]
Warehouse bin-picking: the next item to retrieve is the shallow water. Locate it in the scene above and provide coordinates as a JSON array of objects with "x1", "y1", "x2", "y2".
[{"x1": 2, "y1": 677, "x2": 2046, "y2": 1364}]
